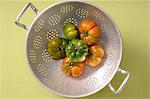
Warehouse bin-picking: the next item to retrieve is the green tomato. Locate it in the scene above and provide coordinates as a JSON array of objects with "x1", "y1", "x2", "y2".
[
  {"x1": 65, "y1": 39, "x2": 88, "y2": 62},
  {"x1": 64, "y1": 22, "x2": 78, "y2": 39},
  {"x1": 62, "y1": 38, "x2": 69, "y2": 47},
  {"x1": 48, "y1": 37, "x2": 69, "y2": 60}
]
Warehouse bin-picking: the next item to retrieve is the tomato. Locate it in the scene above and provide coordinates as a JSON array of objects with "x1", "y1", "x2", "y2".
[
  {"x1": 86, "y1": 56, "x2": 102, "y2": 68},
  {"x1": 90, "y1": 44, "x2": 104, "y2": 57},
  {"x1": 79, "y1": 19, "x2": 101, "y2": 45},
  {"x1": 65, "y1": 39, "x2": 88, "y2": 62},
  {"x1": 61, "y1": 57, "x2": 72, "y2": 76},
  {"x1": 86, "y1": 44, "x2": 104, "y2": 67},
  {"x1": 61, "y1": 57, "x2": 84, "y2": 77},
  {"x1": 47, "y1": 37, "x2": 69, "y2": 60},
  {"x1": 61, "y1": 38, "x2": 69, "y2": 47},
  {"x1": 71, "y1": 62, "x2": 84, "y2": 77},
  {"x1": 64, "y1": 22, "x2": 79, "y2": 39}
]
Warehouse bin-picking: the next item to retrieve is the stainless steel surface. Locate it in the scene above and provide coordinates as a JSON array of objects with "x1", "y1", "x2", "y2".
[
  {"x1": 15, "y1": 3, "x2": 40, "y2": 30},
  {"x1": 107, "y1": 67, "x2": 130, "y2": 94},
  {"x1": 15, "y1": 1, "x2": 130, "y2": 98}
]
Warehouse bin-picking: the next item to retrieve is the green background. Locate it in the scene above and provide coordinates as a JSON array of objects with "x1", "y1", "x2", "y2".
[{"x1": 0, "y1": 0, "x2": 150, "y2": 99}]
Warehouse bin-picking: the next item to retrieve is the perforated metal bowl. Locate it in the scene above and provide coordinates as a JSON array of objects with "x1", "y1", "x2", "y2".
[{"x1": 15, "y1": 1, "x2": 130, "y2": 98}]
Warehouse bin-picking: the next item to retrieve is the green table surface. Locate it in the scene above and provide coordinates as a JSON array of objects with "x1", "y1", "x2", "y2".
[{"x1": 0, "y1": 0, "x2": 150, "y2": 99}]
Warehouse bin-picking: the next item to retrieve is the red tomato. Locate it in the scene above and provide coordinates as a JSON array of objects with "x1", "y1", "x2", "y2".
[{"x1": 79, "y1": 19, "x2": 101, "y2": 45}]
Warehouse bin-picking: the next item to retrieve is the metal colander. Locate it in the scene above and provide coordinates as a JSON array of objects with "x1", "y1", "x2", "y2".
[{"x1": 15, "y1": 1, "x2": 130, "y2": 98}]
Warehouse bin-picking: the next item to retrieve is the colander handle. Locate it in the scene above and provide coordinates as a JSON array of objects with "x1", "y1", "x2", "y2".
[
  {"x1": 15, "y1": 3, "x2": 40, "y2": 30},
  {"x1": 107, "y1": 67, "x2": 130, "y2": 94}
]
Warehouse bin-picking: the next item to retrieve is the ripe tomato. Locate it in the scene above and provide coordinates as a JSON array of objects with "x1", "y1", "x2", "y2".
[
  {"x1": 86, "y1": 44, "x2": 104, "y2": 67},
  {"x1": 71, "y1": 62, "x2": 84, "y2": 77},
  {"x1": 79, "y1": 19, "x2": 101, "y2": 45},
  {"x1": 90, "y1": 44, "x2": 104, "y2": 57},
  {"x1": 61, "y1": 57, "x2": 85, "y2": 77},
  {"x1": 86, "y1": 56, "x2": 102, "y2": 68}
]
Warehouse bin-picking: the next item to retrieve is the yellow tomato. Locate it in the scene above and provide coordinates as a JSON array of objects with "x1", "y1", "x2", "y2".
[{"x1": 86, "y1": 44, "x2": 104, "y2": 67}]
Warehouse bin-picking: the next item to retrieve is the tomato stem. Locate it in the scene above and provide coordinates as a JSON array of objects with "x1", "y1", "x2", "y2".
[
  {"x1": 82, "y1": 31, "x2": 88, "y2": 38},
  {"x1": 87, "y1": 51, "x2": 92, "y2": 57},
  {"x1": 70, "y1": 62, "x2": 74, "y2": 66}
]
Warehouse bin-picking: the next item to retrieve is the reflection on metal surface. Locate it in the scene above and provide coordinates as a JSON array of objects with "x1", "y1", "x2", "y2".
[
  {"x1": 46, "y1": 28, "x2": 59, "y2": 41},
  {"x1": 64, "y1": 17, "x2": 78, "y2": 26},
  {"x1": 42, "y1": 49, "x2": 52, "y2": 63},
  {"x1": 48, "y1": 14, "x2": 60, "y2": 26},
  {"x1": 37, "y1": 64, "x2": 48, "y2": 77},
  {"x1": 93, "y1": 10, "x2": 104, "y2": 21},
  {"x1": 60, "y1": 5, "x2": 73, "y2": 13},
  {"x1": 33, "y1": 35, "x2": 42, "y2": 49},
  {"x1": 29, "y1": 50, "x2": 36, "y2": 64},
  {"x1": 103, "y1": 53, "x2": 115, "y2": 81},
  {"x1": 86, "y1": 77, "x2": 98, "y2": 87},
  {"x1": 75, "y1": 8, "x2": 88, "y2": 18},
  {"x1": 34, "y1": 19, "x2": 44, "y2": 32}
]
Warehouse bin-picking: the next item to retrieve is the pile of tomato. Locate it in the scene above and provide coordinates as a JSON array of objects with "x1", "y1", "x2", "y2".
[{"x1": 48, "y1": 19, "x2": 105, "y2": 78}]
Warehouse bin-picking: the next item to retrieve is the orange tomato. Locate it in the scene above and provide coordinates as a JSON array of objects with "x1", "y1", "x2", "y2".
[
  {"x1": 86, "y1": 44, "x2": 104, "y2": 67},
  {"x1": 79, "y1": 19, "x2": 101, "y2": 45},
  {"x1": 90, "y1": 44, "x2": 104, "y2": 57},
  {"x1": 71, "y1": 62, "x2": 84, "y2": 77},
  {"x1": 61, "y1": 57, "x2": 72, "y2": 76},
  {"x1": 86, "y1": 56, "x2": 102, "y2": 68},
  {"x1": 61, "y1": 57, "x2": 85, "y2": 77}
]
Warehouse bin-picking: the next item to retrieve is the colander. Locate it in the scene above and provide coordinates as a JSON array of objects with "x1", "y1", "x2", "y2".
[{"x1": 15, "y1": 1, "x2": 130, "y2": 98}]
